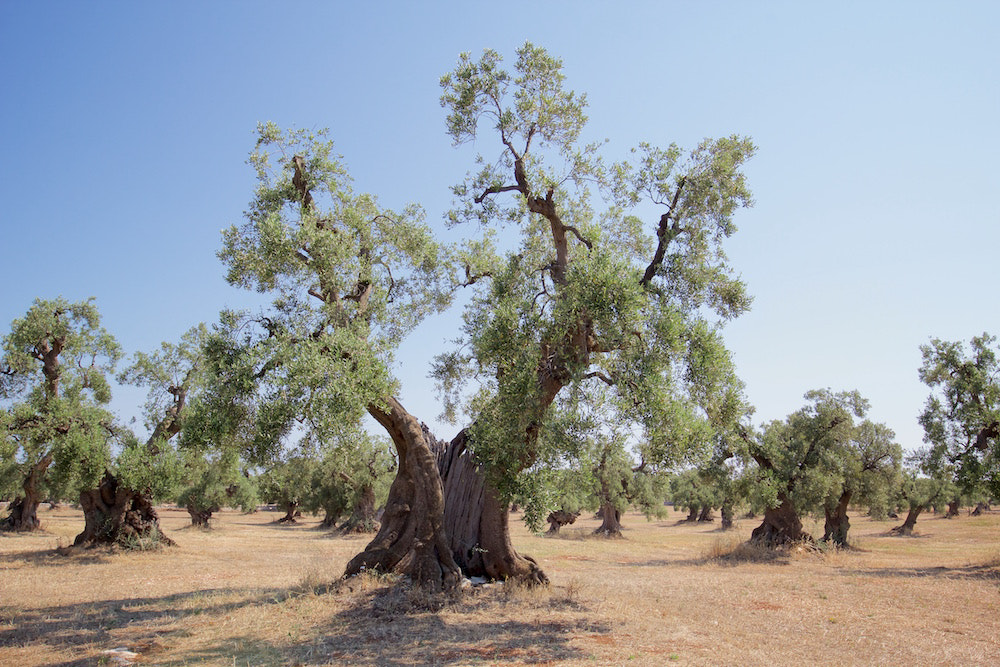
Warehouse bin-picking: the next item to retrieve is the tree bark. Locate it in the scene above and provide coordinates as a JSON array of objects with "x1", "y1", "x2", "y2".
[
  {"x1": 186, "y1": 505, "x2": 216, "y2": 528},
  {"x1": 337, "y1": 484, "x2": 379, "y2": 534},
  {"x1": 890, "y1": 505, "x2": 924, "y2": 536},
  {"x1": 343, "y1": 399, "x2": 462, "y2": 591},
  {"x1": 437, "y1": 429, "x2": 548, "y2": 584},
  {"x1": 546, "y1": 509, "x2": 579, "y2": 534},
  {"x1": 276, "y1": 501, "x2": 300, "y2": 523},
  {"x1": 594, "y1": 501, "x2": 624, "y2": 537},
  {"x1": 750, "y1": 495, "x2": 810, "y2": 545},
  {"x1": 822, "y1": 490, "x2": 852, "y2": 546},
  {"x1": 946, "y1": 499, "x2": 960, "y2": 518},
  {"x1": 685, "y1": 506, "x2": 698, "y2": 522},
  {"x1": 74, "y1": 472, "x2": 175, "y2": 548},
  {"x1": 1, "y1": 455, "x2": 53, "y2": 532},
  {"x1": 697, "y1": 504, "x2": 715, "y2": 522},
  {"x1": 720, "y1": 501, "x2": 734, "y2": 530}
]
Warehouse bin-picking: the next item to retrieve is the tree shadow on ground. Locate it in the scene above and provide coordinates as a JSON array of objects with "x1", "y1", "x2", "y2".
[
  {"x1": 839, "y1": 559, "x2": 1000, "y2": 583},
  {"x1": 169, "y1": 580, "x2": 607, "y2": 666},
  {"x1": 0, "y1": 586, "x2": 290, "y2": 667}
]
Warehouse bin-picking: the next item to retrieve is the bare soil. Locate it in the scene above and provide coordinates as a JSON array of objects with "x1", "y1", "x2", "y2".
[{"x1": 1, "y1": 504, "x2": 998, "y2": 665}]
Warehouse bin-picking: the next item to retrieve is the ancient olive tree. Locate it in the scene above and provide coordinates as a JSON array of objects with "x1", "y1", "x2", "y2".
[
  {"x1": 744, "y1": 389, "x2": 899, "y2": 546},
  {"x1": 73, "y1": 324, "x2": 207, "y2": 547},
  {"x1": 175, "y1": 449, "x2": 258, "y2": 527},
  {"x1": 0, "y1": 297, "x2": 120, "y2": 532},
  {"x1": 890, "y1": 447, "x2": 958, "y2": 536},
  {"x1": 215, "y1": 123, "x2": 461, "y2": 589},
  {"x1": 918, "y1": 334, "x2": 1000, "y2": 506},
  {"x1": 432, "y1": 43, "x2": 754, "y2": 579}
]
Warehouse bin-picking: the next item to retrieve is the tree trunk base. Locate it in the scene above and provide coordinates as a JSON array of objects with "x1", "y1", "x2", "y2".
[
  {"x1": 74, "y1": 472, "x2": 175, "y2": 549},
  {"x1": 750, "y1": 498, "x2": 810, "y2": 547},
  {"x1": 187, "y1": 506, "x2": 215, "y2": 528},
  {"x1": 438, "y1": 429, "x2": 548, "y2": 585},
  {"x1": 344, "y1": 403, "x2": 462, "y2": 592},
  {"x1": 1, "y1": 497, "x2": 42, "y2": 532},
  {"x1": 593, "y1": 504, "x2": 624, "y2": 538}
]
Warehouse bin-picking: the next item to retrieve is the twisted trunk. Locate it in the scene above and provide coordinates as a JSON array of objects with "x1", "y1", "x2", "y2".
[
  {"x1": 546, "y1": 509, "x2": 579, "y2": 534},
  {"x1": 344, "y1": 399, "x2": 461, "y2": 591},
  {"x1": 750, "y1": 494, "x2": 809, "y2": 545},
  {"x1": 1, "y1": 455, "x2": 52, "y2": 532},
  {"x1": 438, "y1": 429, "x2": 547, "y2": 584},
  {"x1": 697, "y1": 504, "x2": 714, "y2": 522},
  {"x1": 75, "y1": 472, "x2": 175, "y2": 548}
]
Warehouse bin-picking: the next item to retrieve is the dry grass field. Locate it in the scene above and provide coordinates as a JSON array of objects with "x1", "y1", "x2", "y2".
[{"x1": 1, "y1": 503, "x2": 998, "y2": 666}]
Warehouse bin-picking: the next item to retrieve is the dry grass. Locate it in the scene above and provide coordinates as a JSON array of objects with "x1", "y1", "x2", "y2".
[{"x1": 1, "y1": 504, "x2": 998, "y2": 666}]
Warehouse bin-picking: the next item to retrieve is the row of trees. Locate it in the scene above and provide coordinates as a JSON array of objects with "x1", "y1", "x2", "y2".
[{"x1": 3, "y1": 44, "x2": 998, "y2": 589}]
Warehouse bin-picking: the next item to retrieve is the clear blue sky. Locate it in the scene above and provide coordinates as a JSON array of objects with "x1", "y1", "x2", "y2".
[{"x1": 1, "y1": 2, "x2": 997, "y2": 451}]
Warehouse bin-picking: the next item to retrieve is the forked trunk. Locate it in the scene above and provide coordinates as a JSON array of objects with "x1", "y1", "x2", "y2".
[
  {"x1": 750, "y1": 495, "x2": 809, "y2": 546},
  {"x1": 338, "y1": 484, "x2": 379, "y2": 534},
  {"x1": 697, "y1": 504, "x2": 714, "y2": 522},
  {"x1": 75, "y1": 472, "x2": 175, "y2": 548},
  {"x1": 822, "y1": 490, "x2": 852, "y2": 546},
  {"x1": 438, "y1": 429, "x2": 547, "y2": 584},
  {"x1": 344, "y1": 399, "x2": 461, "y2": 591},
  {"x1": 890, "y1": 505, "x2": 924, "y2": 536},
  {"x1": 1, "y1": 456, "x2": 52, "y2": 533},
  {"x1": 594, "y1": 501, "x2": 624, "y2": 537}
]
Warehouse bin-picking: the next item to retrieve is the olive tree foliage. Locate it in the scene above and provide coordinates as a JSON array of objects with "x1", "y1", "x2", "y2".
[
  {"x1": 0, "y1": 297, "x2": 121, "y2": 531},
  {"x1": 210, "y1": 123, "x2": 463, "y2": 587},
  {"x1": 918, "y1": 334, "x2": 1000, "y2": 500},
  {"x1": 890, "y1": 447, "x2": 958, "y2": 535},
  {"x1": 433, "y1": 43, "x2": 755, "y2": 517}
]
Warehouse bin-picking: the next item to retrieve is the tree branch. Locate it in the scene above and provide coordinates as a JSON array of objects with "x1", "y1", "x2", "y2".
[{"x1": 640, "y1": 176, "x2": 686, "y2": 287}]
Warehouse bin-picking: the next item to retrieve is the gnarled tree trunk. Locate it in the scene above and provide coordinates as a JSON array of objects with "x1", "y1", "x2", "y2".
[
  {"x1": 186, "y1": 504, "x2": 216, "y2": 528},
  {"x1": 890, "y1": 505, "x2": 924, "y2": 536},
  {"x1": 1, "y1": 455, "x2": 52, "y2": 533},
  {"x1": 75, "y1": 472, "x2": 175, "y2": 548},
  {"x1": 822, "y1": 489, "x2": 852, "y2": 546},
  {"x1": 720, "y1": 501, "x2": 734, "y2": 530},
  {"x1": 438, "y1": 429, "x2": 548, "y2": 584},
  {"x1": 338, "y1": 484, "x2": 379, "y2": 534},
  {"x1": 344, "y1": 399, "x2": 461, "y2": 591},
  {"x1": 594, "y1": 501, "x2": 624, "y2": 537},
  {"x1": 685, "y1": 506, "x2": 698, "y2": 522},
  {"x1": 697, "y1": 504, "x2": 714, "y2": 522},
  {"x1": 946, "y1": 499, "x2": 960, "y2": 518},
  {"x1": 546, "y1": 509, "x2": 579, "y2": 534},
  {"x1": 750, "y1": 495, "x2": 810, "y2": 545},
  {"x1": 276, "y1": 501, "x2": 300, "y2": 523}
]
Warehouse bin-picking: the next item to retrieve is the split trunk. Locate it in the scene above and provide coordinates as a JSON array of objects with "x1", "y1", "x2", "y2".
[{"x1": 822, "y1": 490, "x2": 852, "y2": 546}]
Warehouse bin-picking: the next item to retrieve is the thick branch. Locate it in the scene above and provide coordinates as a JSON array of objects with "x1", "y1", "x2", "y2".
[{"x1": 640, "y1": 177, "x2": 686, "y2": 287}]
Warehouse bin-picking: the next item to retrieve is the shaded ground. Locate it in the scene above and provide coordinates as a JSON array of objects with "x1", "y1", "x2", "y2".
[{"x1": 1, "y1": 504, "x2": 998, "y2": 665}]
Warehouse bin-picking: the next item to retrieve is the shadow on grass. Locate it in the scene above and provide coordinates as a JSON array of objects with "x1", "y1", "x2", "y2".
[
  {"x1": 839, "y1": 559, "x2": 1000, "y2": 583},
  {"x1": 165, "y1": 579, "x2": 605, "y2": 667},
  {"x1": 0, "y1": 586, "x2": 289, "y2": 667}
]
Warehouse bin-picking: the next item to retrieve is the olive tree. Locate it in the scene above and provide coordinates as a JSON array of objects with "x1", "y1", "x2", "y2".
[
  {"x1": 918, "y1": 334, "x2": 1000, "y2": 508},
  {"x1": 0, "y1": 297, "x2": 120, "y2": 532},
  {"x1": 215, "y1": 123, "x2": 461, "y2": 589},
  {"x1": 433, "y1": 43, "x2": 755, "y2": 579}
]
